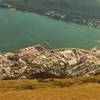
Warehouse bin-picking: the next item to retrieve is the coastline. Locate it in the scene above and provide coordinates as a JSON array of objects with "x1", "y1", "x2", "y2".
[{"x1": 1, "y1": 1, "x2": 100, "y2": 28}]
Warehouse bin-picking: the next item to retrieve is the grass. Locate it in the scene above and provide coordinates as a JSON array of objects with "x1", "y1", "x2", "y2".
[
  {"x1": 0, "y1": 75, "x2": 100, "y2": 100},
  {"x1": 0, "y1": 75, "x2": 100, "y2": 91}
]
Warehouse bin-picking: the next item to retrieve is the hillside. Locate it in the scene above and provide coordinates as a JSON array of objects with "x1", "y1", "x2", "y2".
[
  {"x1": 2, "y1": 0, "x2": 100, "y2": 17},
  {"x1": 0, "y1": 76, "x2": 100, "y2": 100}
]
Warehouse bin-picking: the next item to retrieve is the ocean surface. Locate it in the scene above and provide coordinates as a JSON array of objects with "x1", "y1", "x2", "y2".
[{"x1": 0, "y1": 8, "x2": 100, "y2": 52}]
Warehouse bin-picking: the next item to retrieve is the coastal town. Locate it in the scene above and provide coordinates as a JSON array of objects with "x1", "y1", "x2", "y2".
[
  {"x1": 0, "y1": 45, "x2": 100, "y2": 80},
  {"x1": 44, "y1": 10, "x2": 100, "y2": 28}
]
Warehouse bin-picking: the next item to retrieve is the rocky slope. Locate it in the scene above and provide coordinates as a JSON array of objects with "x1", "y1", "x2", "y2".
[{"x1": 0, "y1": 45, "x2": 100, "y2": 80}]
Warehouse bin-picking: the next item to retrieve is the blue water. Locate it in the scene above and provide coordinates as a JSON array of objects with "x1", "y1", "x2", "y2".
[{"x1": 0, "y1": 8, "x2": 100, "y2": 52}]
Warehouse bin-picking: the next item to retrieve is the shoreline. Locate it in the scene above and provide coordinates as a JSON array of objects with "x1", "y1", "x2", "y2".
[{"x1": 1, "y1": 1, "x2": 100, "y2": 29}]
